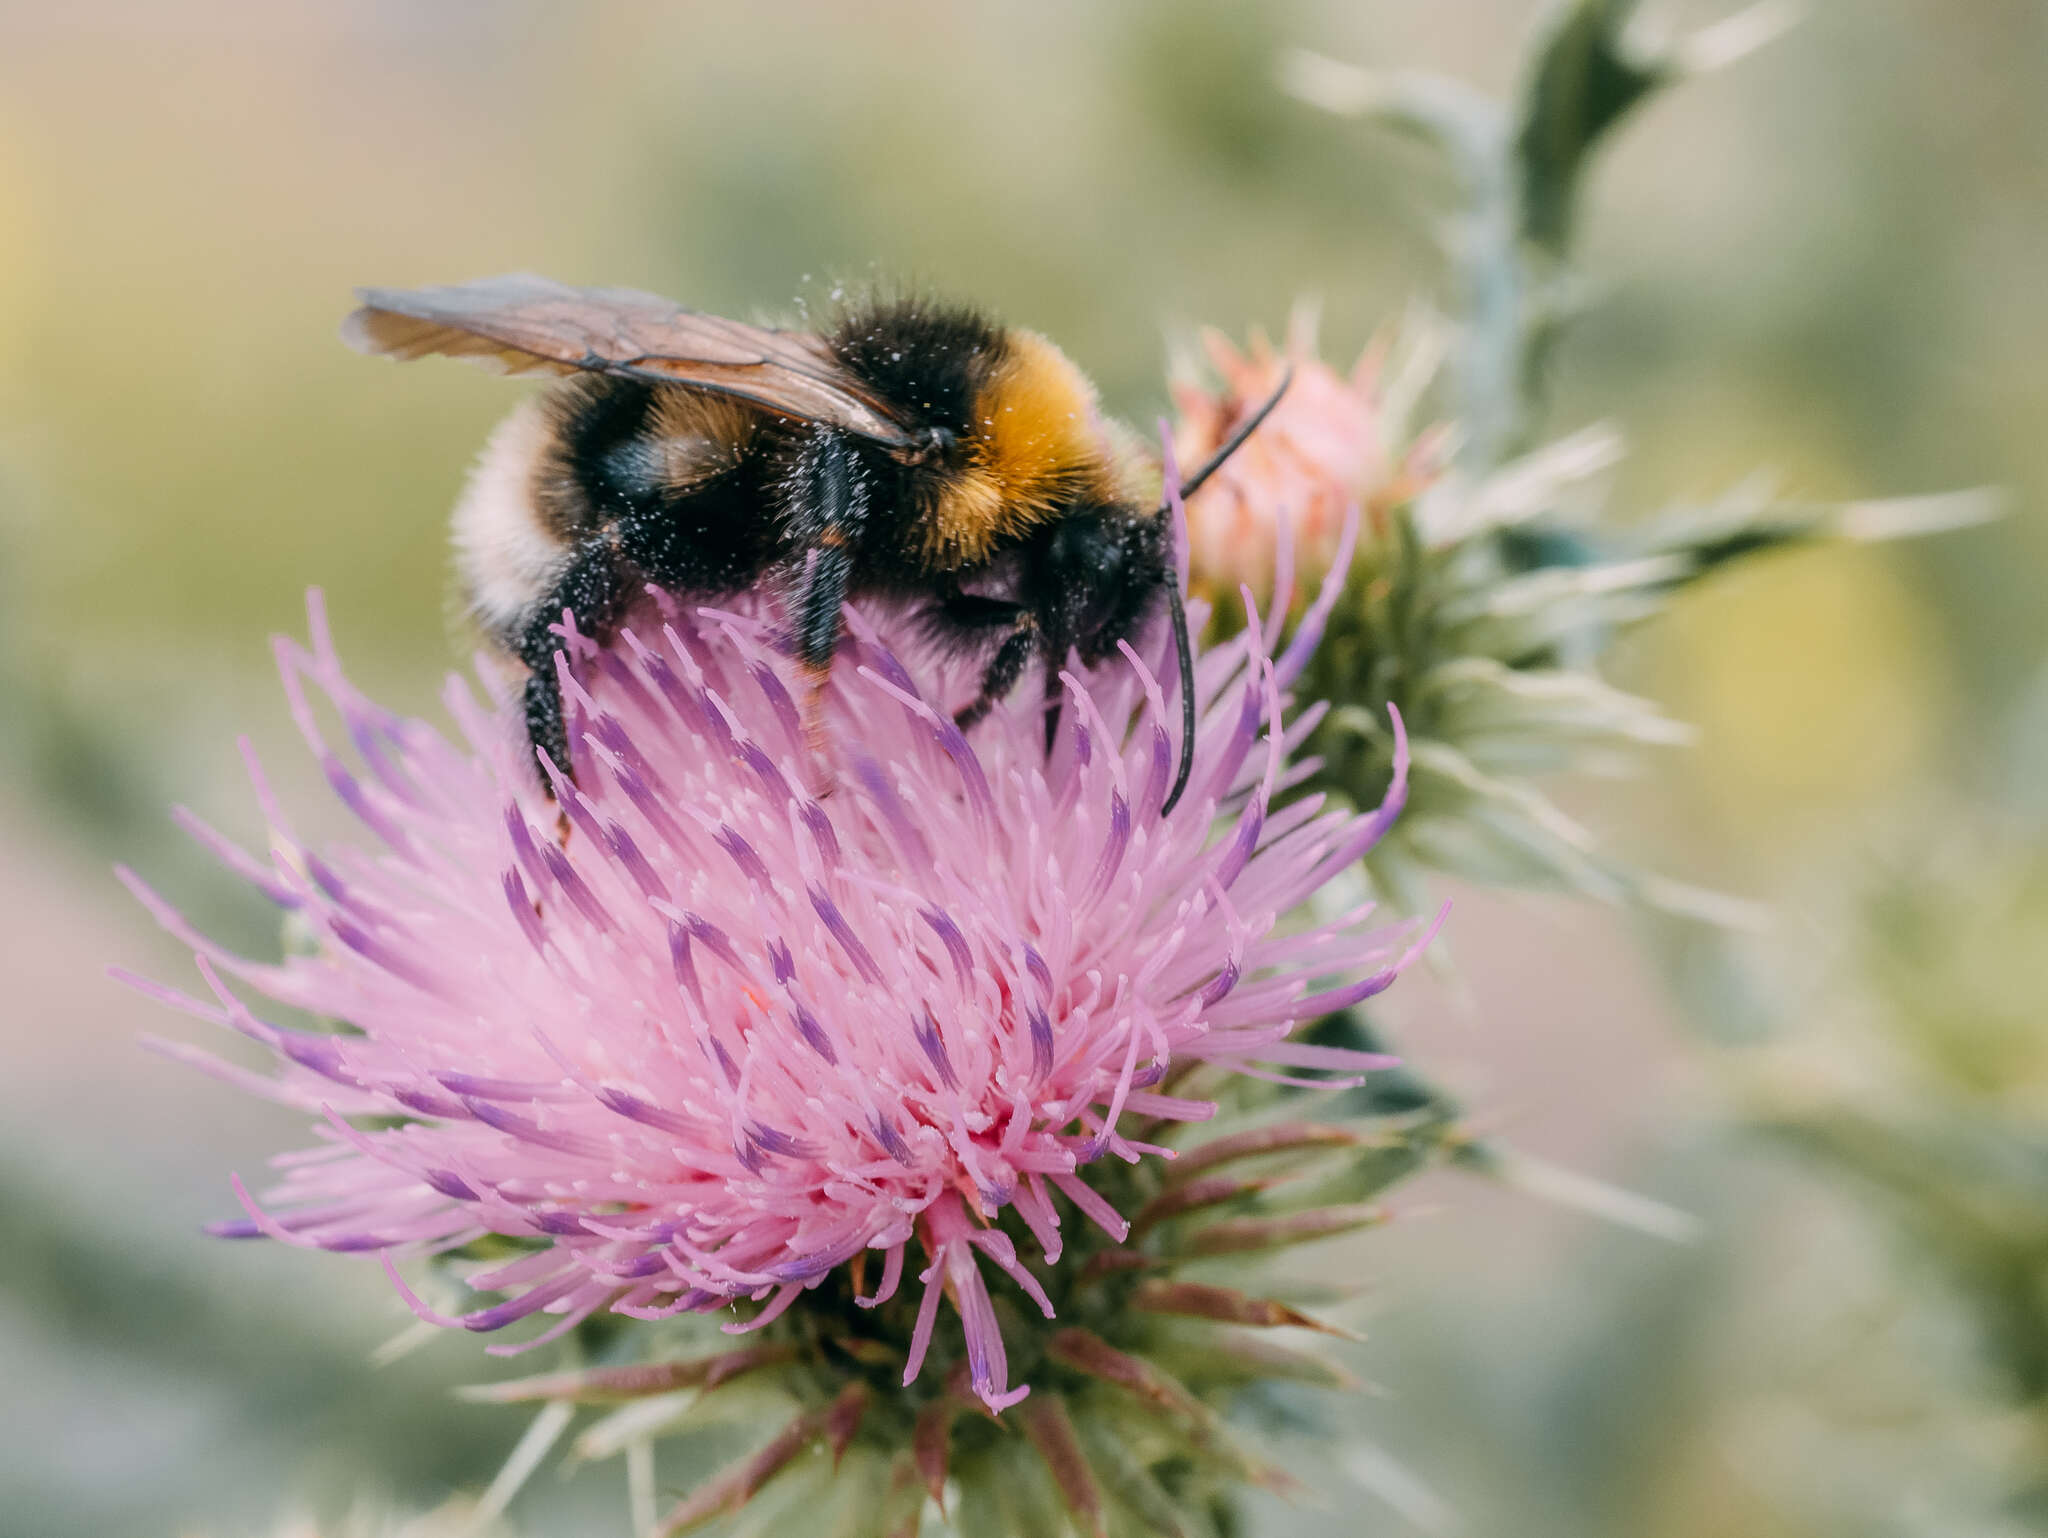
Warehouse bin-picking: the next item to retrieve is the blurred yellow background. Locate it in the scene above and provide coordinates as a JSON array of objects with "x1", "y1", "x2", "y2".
[{"x1": 1, "y1": 3, "x2": 2041, "y2": 1535}]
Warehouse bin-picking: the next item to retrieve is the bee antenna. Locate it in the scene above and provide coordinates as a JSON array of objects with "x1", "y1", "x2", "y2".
[
  {"x1": 1160, "y1": 575, "x2": 1199, "y2": 817},
  {"x1": 1155, "y1": 365, "x2": 1293, "y2": 818},
  {"x1": 1177, "y1": 365, "x2": 1294, "y2": 501}
]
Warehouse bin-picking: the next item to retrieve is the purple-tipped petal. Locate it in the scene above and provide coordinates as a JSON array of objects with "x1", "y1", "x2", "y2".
[{"x1": 133, "y1": 567, "x2": 1427, "y2": 1409}]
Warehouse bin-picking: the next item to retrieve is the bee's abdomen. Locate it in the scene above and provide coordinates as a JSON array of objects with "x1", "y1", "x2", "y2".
[
  {"x1": 631, "y1": 466, "x2": 782, "y2": 594},
  {"x1": 629, "y1": 386, "x2": 782, "y2": 590},
  {"x1": 453, "y1": 397, "x2": 576, "y2": 645},
  {"x1": 550, "y1": 378, "x2": 782, "y2": 592}
]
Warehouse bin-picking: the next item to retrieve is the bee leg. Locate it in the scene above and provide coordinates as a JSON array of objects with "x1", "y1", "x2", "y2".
[
  {"x1": 954, "y1": 614, "x2": 1039, "y2": 732},
  {"x1": 929, "y1": 585, "x2": 1026, "y2": 636},
  {"x1": 927, "y1": 587, "x2": 1048, "y2": 735},
  {"x1": 518, "y1": 670, "x2": 573, "y2": 791},
  {"x1": 781, "y1": 429, "x2": 869, "y2": 790},
  {"x1": 515, "y1": 537, "x2": 628, "y2": 792},
  {"x1": 788, "y1": 535, "x2": 857, "y2": 789}
]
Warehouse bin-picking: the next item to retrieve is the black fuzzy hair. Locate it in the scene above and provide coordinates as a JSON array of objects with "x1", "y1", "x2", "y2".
[{"x1": 828, "y1": 297, "x2": 1007, "y2": 438}]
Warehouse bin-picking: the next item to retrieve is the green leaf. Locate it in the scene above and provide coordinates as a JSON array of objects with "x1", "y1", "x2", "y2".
[{"x1": 1514, "y1": 0, "x2": 1666, "y2": 256}]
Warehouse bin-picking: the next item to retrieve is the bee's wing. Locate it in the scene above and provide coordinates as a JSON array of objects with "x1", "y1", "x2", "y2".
[{"x1": 343, "y1": 273, "x2": 915, "y2": 448}]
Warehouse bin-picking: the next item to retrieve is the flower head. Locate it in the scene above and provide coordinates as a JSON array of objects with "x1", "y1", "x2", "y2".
[
  {"x1": 125, "y1": 543, "x2": 1427, "y2": 1414},
  {"x1": 1172, "y1": 306, "x2": 1439, "y2": 620},
  {"x1": 1171, "y1": 313, "x2": 1982, "y2": 930}
]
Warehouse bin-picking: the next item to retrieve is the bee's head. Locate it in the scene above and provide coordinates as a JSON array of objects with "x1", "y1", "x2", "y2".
[
  {"x1": 1031, "y1": 501, "x2": 1169, "y2": 667},
  {"x1": 1029, "y1": 498, "x2": 1199, "y2": 815}
]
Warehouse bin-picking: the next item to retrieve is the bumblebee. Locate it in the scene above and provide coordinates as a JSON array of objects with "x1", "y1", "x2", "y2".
[{"x1": 344, "y1": 275, "x2": 1284, "y2": 814}]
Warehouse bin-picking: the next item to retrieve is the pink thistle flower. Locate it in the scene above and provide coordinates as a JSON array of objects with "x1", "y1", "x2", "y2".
[
  {"x1": 1173, "y1": 308, "x2": 1443, "y2": 614},
  {"x1": 121, "y1": 517, "x2": 1432, "y2": 1414}
]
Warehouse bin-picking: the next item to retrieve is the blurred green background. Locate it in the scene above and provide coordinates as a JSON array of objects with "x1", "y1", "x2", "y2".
[{"x1": 1, "y1": 2, "x2": 2042, "y2": 1534}]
